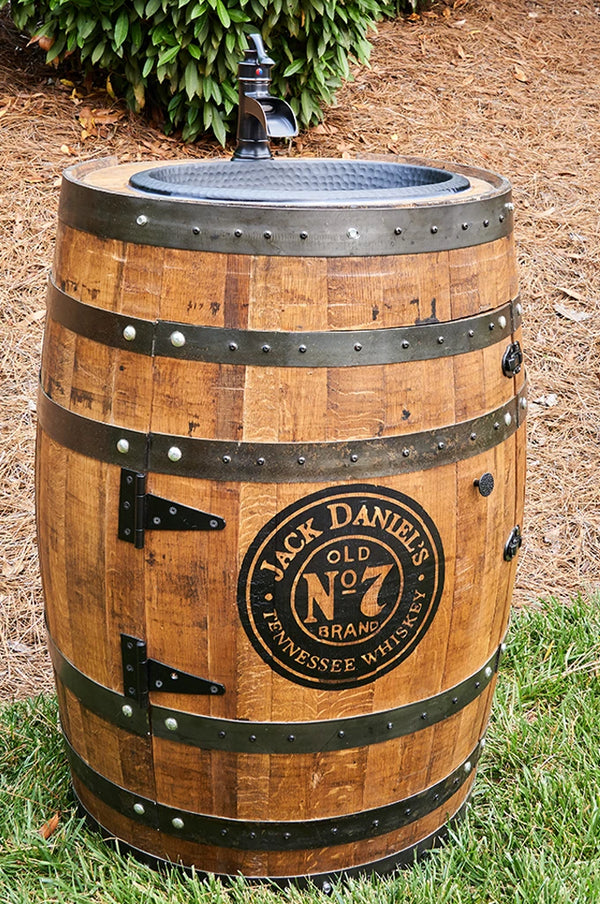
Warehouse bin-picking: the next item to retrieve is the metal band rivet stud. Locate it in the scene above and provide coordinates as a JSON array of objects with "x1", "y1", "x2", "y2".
[
  {"x1": 520, "y1": 398, "x2": 528, "y2": 410},
  {"x1": 136, "y1": 215, "x2": 148, "y2": 227},
  {"x1": 133, "y1": 802, "x2": 145, "y2": 815},
  {"x1": 264, "y1": 230, "x2": 272, "y2": 240},
  {"x1": 234, "y1": 229, "x2": 243, "y2": 238},
  {"x1": 116, "y1": 438, "x2": 130, "y2": 454},
  {"x1": 464, "y1": 760, "x2": 472, "y2": 774},
  {"x1": 300, "y1": 231, "x2": 308, "y2": 240},
  {"x1": 347, "y1": 228, "x2": 359, "y2": 240},
  {"x1": 394, "y1": 227, "x2": 402, "y2": 235},
  {"x1": 123, "y1": 325, "x2": 136, "y2": 341},
  {"x1": 121, "y1": 704, "x2": 133, "y2": 718},
  {"x1": 431, "y1": 225, "x2": 438, "y2": 234},
  {"x1": 484, "y1": 666, "x2": 493, "y2": 679},
  {"x1": 172, "y1": 817, "x2": 184, "y2": 830},
  {"x1": 170, "y1": 331, "x2": 186, "y2": 348},
  {"x1": 192, "y1": 227, "x2": 200, "y2": 236},
  {"x1": 504, "y1": 412, "x2": 512, "y2": 426},
  {"x1": 167, "y1": 446, "x2": 182, "y2": 462},
  {"x1": 498, "y1": 315, "x2": 507, "y2": 329},
  {"x1": 165, "y1": 717, "x2": 178, "y2": 731}
]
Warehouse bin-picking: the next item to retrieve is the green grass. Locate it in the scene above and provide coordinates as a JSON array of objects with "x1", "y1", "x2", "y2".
[{"x1": 2, "y1": 596, "x2": 600, "y2": 903}]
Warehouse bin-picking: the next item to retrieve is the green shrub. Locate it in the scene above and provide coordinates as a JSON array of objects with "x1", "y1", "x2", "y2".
[{"x1": 2, "y1": 0, "x2": 386, "y2": 143}]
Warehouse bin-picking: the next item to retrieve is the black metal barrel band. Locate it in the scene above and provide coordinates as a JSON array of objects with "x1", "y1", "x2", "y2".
[
  {"x1": 76, "y1": 797, "x2": 470, "y2": 887},
  {"x1": 47, "y1": 627, "x2": 505, "y2": 753},
  {"x1": 36, "y1": 382, "x2": 527, "y2": 482},
  {"x1": 45, "y1": 279, "x2": 523, "y2": 366},
  {"x1": 65, "y1": 732, "x2": 482, "y2": 851},
  {"x1": 59, "y1": 166, "x2": 513, "y2": 258}
]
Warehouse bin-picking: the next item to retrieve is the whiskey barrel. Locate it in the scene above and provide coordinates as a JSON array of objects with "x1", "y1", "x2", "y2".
[{"x1": 36, "y1": 156, "x2": 526, "y2": 885}]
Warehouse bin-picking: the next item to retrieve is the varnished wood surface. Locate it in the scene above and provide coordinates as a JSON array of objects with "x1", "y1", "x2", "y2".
[{"x1": 37, "y1": 168, "x2": 525, "y2": 878}]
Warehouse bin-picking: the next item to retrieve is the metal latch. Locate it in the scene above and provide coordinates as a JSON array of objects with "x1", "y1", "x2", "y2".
[
  {"x1": 121, "y1": 634, "x2": 225, "y2": 707},
  {"x1": 118, "y1": 469, "x2": 225, "y2": 548},
  {"x1": 504, "y1": 525, "x2": 523, "y2": 561},
  {"x1": 502, "y1": 341, "x2": 523, "y2": 377}
]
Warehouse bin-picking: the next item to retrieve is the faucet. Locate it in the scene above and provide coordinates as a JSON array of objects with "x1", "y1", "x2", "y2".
[{"x1": 233, "y1": 33, "x2": 298, "y2": 160}]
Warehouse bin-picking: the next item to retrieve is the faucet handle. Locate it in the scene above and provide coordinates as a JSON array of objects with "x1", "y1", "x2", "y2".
[{"x1": 245, "y1": 33, "x2": 274, "y2": 66}]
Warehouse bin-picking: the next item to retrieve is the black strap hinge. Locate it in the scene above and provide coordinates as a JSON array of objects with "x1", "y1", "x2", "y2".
[
  {"x1": 121, "y1": 634, "x2": 225, "y2": 706},
  {"x1": 118, "y1": 468, "x2": 225, "y2": 548}
]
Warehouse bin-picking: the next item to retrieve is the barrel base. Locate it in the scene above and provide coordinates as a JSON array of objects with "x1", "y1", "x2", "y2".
[{"x1": 75, "y1": 795, "x2": 470, "y2": 889}]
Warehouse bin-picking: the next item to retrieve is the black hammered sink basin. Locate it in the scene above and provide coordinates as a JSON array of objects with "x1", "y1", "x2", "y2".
[{"x1": 129, "y1": 159, "x2": 470, "y2": 205}]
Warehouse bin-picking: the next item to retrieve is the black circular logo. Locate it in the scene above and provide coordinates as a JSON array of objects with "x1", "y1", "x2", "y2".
[{"x1": 237, "y1": 485, "x2": 445, "y2": 690}]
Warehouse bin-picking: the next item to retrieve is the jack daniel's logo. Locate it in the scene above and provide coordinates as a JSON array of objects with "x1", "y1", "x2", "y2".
[{"x1": 238, "y1": 485, "x2": 444, "y2": 689}]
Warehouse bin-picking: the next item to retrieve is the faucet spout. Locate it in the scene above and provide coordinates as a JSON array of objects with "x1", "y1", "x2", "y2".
[{"x1": 233, "y1": 34, "x2": 298, "y2": 161}]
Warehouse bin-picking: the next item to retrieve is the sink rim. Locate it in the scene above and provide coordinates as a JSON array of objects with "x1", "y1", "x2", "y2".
[{"x1": 129, "y1": 158, "x2": 471, "y2": 205}]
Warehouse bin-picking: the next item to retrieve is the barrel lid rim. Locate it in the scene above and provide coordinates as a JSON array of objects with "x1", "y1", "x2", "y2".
[{"x1": 61, "y1": 155, "x2": 512, "y2": 211}]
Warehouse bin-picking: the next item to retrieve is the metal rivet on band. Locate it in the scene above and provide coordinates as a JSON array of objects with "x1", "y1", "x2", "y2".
[
  {"x1": 520, "y1": 398, "x2": 528, "y2": 410},
  {"x1": 172, "y1": 817, "x2": 184, "y2": 830},
  {"x1": 133, "y1": 802, "x2": 145, "y2": 815},
  {"x1": 218, "y1": 730, "x2": 226, "y2": 738},
  {"x1": 222, "y1": 455, "x2": 231, "y2": 464},
  {"x1": 387, "y1": 722, "x2": 393, "y2": 730},
  {"x1": 167, "y1": 446, "x2": 182, "y2": 462},
  {"x1": 494, "y1": 422, "x2": 500, "y2": 431},
  {"x1": 483, "y1": 219, "x2": 490, "y2": 227},
  {"x1": 421, "y1": 712, "x2": 428, "y2": 720},
  {"x1": 297, "y1": 456, "x2": 306, "y2": 465},
  {"x1": 489, "y1": 322, "x2": 495, "y2": 331},
  {"x1": 221, "y1": 828, "x2": 228, "y2": 837},
  {"x1": 234, "y1": 229, "x2": 243, "y2": 238},
  {"x1": 298, "y1": 344, "x2": 307, "y2": 353},
  {"x1": 516, "y1": 302, "x2": 523, "y2": 316},
  {"x1": 394, "y1": 226, "x2": 402, "y2": 235},
  {"x1": 354, "y1": 343, "x2": 362, "y2": 352},
  {"x1": 470, "y1": 432, "x2": 477, "y2": 441},
  {"x1": 431, "y1": 225, "x2": 438, "y2": 234},
  {"x1": 461, "y1": 223, "x2": 469, "y2": 230},
  {"x1": 505, "y1": 202, "x2": 515, "y2": 212},
  {"x1": 300, "y1": 231, "x2": 308, "y2": 240},
  {"x1": 402, "y1": 340, "x2": 410, "y2": 349},
  {"x1": 402, "y1": 448, "x2": 410, "y2": 458},
  {"x1": 284, "y1": 832, "x2": 291, "y2": 841},
  {"x1": 256, "y1": 457, "x2": 265, "y2": 466},
  {"x1": 484, "y1": 666, "x2": 493, "y2": 679},
  {"x1": 437, "y1": 336, "x2": 445, "y2": 345},
  {"x1": 480, "y1": 737, "x2": 487, "y2": 748},
  {"x1": 288, "y1": 735, "x2": 295, "y2": 743},
  {"x1": 262, "y1": 344, "x2": 271, "y2": 353},
  {"x1": 347, "y1": 227, "x2": 360, "y2": 240},
  {"x1": 122, "y1": 325, "x2": 136, "y2": 342},
  {"x1": 165, "y1": 717, "x2": 178, "y2": 732},
  {"x1": 437, "y1": 441, "x2": 446, "y2": 451},
  {"x1": 464, "y1": 760, "x2": 472, "y2": 774},
  {"x1": 468, "y1": 329, "x2": 475, "y2": 338},
  {"x1": 498, "y1": 315, "x2": 507, "y2": 329},
  {"x1": 504, "y1": 412, "x2": 512, "y2": 426},
  {"x1": 338, "y1": 730, "x2": 345, "y2": 739},
  {"x1": 136, "y1": 214, "x2": 148, "y2": 227},
  {"x1": 192, "y1": 227, "x2": 200, "y2": 236},
  {"x1": 249, "y1": 734, "x2": 257, "y2": 743},
  {"x1": 499, "y1": 214, "x2": 505, "y2": 223},
  {"x1": 121, "y1": 704, "x2": 133, "y2": 718},
  {"x1": 501, "y1": 643, "x2": 507, "y2": 653},
  {"x1": 170, "y1": 331, "x2": 186, "y2": 348},
  {"x1": 116, "y1": 438, "x2": 130, "y2": 455},
  {"x1": 350, "y1": 454, "x2": 358, "y2": 463},
  {"x1": 228, "y1": 342, "x2": 238, "y2": 352},
  {"x1": 263, "y1": 230, "x2": 272, "y2": 240}
]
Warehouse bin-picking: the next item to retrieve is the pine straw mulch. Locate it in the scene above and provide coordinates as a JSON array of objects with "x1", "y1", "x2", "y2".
[{"x1": 1, "y1": 0, "x2": 599, "y2": 702}]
